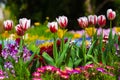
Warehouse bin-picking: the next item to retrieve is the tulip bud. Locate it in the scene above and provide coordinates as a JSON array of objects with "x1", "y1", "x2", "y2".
[
  {"x1": 77, "y1": 17, "x2": 88, "y2": 28},
  {"x1": 56, "y1": 16, "x2": 68, "y2": 28},
  {"x1": 15, "y1": 24, "x2": 25, "y2": 36},
  {"x1": 97, "y1": 15, "x2": 106, "y2": 27},
  {"x1": 88, "y1": 15, "x2": 97, "y2": 26},
  {"x1": 48, "y1": 22, "x2": 58, "y2": 33},
  {"x1": 19, "y1": 18, "x2": 31, "y2": 31},
  {"x1": 107, "y1": 9, "x2": 116, "y2": 20},
  {"x1": 3, "y1": 20, "x2": 13, "y2": 31}
]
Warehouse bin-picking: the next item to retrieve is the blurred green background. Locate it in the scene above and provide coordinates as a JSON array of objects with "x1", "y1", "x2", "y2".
[{"x1": 2, "y1": 0, "x2": 120, "y2": 30}]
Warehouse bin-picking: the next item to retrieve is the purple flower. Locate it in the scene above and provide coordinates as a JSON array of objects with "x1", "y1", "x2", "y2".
[
  {"x1": 4, "y1": 62, "x2": 13, "y2": 69},
  {"x1": 1, "y1": 43, "x2": 19, "y2": 61},
  {"x1": 96, "y1": 67, "x2": 107, "y2": 74},
  {"x1": 22, "y1": 46, "x2": 31, "y2": 62}
]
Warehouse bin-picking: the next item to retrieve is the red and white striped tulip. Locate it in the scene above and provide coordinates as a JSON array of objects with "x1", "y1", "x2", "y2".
[
  {"x1": 3, "y1": 20, "x2": 13, "y2": 31},
  {"x1": 97, "y1": 15, "x2": 106, "y2": 27},
  {"x1": 19, "y1": 18, "x2": 31, "y2": 31},
  {"x1": 88, "y1": 15, "x2": 97, "y2": 25},
  {"x1": 15, "y1": 24, "x2": 25, "y2": 36},
  {"x1": 56, "y1": 16, "x2": 68, "y2": 28},
  {"x1": 48, "y1": 22, "x2": 58, "y2": 33},
  {"x1": 107, "y1": 9, "x2": 116, "y2": 20},
  {"x1": 77, "y1": 17, "x2": 88, "y2": 28}
]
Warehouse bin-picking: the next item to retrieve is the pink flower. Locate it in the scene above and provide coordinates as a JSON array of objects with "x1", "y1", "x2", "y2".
[
  {"x1": 48, "y1": 22, "x2": 58, "y2": 33},
  {"x1": 88, "y1": 15, "x2": 97, "y2": 25},
  {"x1": 97, "y1": 15, "x2": 106, "y2": 27},
  {"x1": 15, "y1": 24, "x2": 25, "y2": 36},
  {"x1": 32, "y1": 78, "x2": 42, "y2": 80},
  {"x1": 0, "y1": 75, "x2": 5, "y2": 80},
  {"x1": 107, "y1": 9, "x2": 116, "y2": 20},
  {"x1": 36, "y1": 68, "x2": 45, "y2": 73},
  {"x1": 19, "y1": 18, "x2": 31, "y2": 31},
  {"x1": 3, "y1": 20, "x2": 13, "y2": 31},
  {"x1": 77, "y1": 17, "x2": 88, "y2": 28},
  {"x1": 56, "y1": 16, "x2": 68, "y2": 28},
  {"x1": 32, "y1": 72, "x2": 41, "y2": 77}
]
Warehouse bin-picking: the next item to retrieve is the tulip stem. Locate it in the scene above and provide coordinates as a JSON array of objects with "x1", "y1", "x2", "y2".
[
  {"x1": 53, "y1": 33, "x2": 58, "y2": 62},
  {"x1": 110, "y1": 20, "x2": 112, "y2": 31}
]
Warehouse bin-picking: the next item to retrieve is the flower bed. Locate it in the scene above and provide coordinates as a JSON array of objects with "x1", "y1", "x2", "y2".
[{"x1": 0, "y1": 9, "x2": 120, "y2": 80}]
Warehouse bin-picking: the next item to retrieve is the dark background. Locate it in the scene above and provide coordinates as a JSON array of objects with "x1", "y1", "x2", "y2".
[{"x1": 5, "y1": 0, "x2": 120, "y2": 30}]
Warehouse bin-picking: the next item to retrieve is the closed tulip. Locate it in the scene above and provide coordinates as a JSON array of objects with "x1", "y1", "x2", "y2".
[
  {"x1": 77, "y1": 17, "x2": 88, "y2": 28},
  {"x1": 19, "y1": 18, "x2": 31, "y2": 31},
  {"x1": 3, "y1": 20, "x2": 13, "y2": 31},
  {"x1": 56, "y1": 16, "x2": 68, "y2": 28},
  {"x1": 48, "y1": 22, "x2": 58, "y2": 33},
  {"x1": 107, "y1": 9, "x2": 116, "y2": 20},
  {"x1": 97, "y1": 15, "x2": 106, "y2": 27},
  {"x1": 88, "y1": 15, "x2": 97, "y2": 26},
  {"x1": 15, "y1": 24, "x2": 25, "y2": 36}
]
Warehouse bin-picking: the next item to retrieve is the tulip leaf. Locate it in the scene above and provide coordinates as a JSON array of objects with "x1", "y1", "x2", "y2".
[
  {"x1": 74, "y1": 59, "x2": 82, "y2": 67},
  {"x1": 56, "y1": 38, "x2": 70, "y2": 67},
  {"x1": 67, "y1": 58, "x2": 73, "y2": 68},
  {"x1": 87, "y1": 40, "x2": 96, "y2": 55},
  {"x1": 42, "y1": 52, "x2": 55, "y2": 66}
]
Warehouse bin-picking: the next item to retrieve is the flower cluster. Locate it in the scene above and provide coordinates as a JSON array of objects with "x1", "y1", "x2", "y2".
[
  {"x1": 48, "y1": 16, "x2": 68, "y2": 33},
  {"x1": 32, "y1": 64, "x2": 115, "y2": 80},
  {"x1": 77, "y1": 9, "x2": 116, "y2": 29},
  {"x1": 3, "y1": 18, "x2": 31, "y2": 36}
]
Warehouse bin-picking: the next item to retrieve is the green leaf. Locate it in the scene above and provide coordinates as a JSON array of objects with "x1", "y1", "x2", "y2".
[
  {"x1": 87, "y1": 40, "x2": 96, "y2": 55},
  {"x1": 74, "y1": 59, "x2": 82, "y2": 67},
  {"x1": 67, "y1": 58, "x2": 73, "y2": 68},
  {"x1": 56, "y1": 38, "x2": 70, "y2": 67},
  {"x1": 87, "y1": 54, "x2": 97, "y2": 64},
  {"x1": 42, "y1": 52, "x2": 55, "y2": 66}
]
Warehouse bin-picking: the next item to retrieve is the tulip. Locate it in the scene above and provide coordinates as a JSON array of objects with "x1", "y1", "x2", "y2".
[
  {"x1": 107, "y1": 9, "x2": 116, "y2": 20},
  {"x1": 97, "y1": 15, "x2": 106, "y2": 27},
  {"x1": 77, "y1": 17, "x2": 88, "y2": 28},
  {"x1": 56, "y1": 16, "x2": 68, "y2": 28},
  {"x1": 3, "y1": 20, "x2": 13, "y2": 31},
  {"x1": 19, "y1": 18, "x2": 31, "y2": 31},
  {"x1": 88, "y1": 15, "x2": 97, "y2": 26},
  {"x1": 48, "y1": 22, "x2": 58, "y2": 33},
  {"x1": 15, "y1": 24, "x2": 25, "y2": 36}
]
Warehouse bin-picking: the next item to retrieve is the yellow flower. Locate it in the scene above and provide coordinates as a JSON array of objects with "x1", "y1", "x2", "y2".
[
  {"x1": 57, "y1": 29, "x2": 67, "y2": 38},
  {"x1": 39, "y1": 36, "x2": 48, "y2": 40},
  {"x1": 73, "y1": 33, "x2": 81, "y2": 39},
  {"x1": 114, "y1": 27, "x2": 120, "y2": 33},
  {"x1": 34, "y1": 22, "x2": 40, "y2": 26},
  {"x1": 45, "y1": 29, "x2": 50, "y2": 32},
  {"x1": 39, "y1": 42, "x2": 53, "y2": 48},
  {"x1": 2, "y1": 31, "x2": 9, "y2": 38},
  {"x1": 86, "y1": 40, "x2": 90, "y2": 46},
  {"x1": 46, "y1": 17, "x2": 49, "y2": 20},
  {"x1": 85, "y1": 27, "x2": 96, "y2": 37}
]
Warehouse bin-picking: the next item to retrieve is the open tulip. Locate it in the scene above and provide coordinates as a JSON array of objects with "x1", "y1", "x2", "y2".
[
  {"x1": 88, "y1": 15, "x2": 97, "y2": 26},
  {"x1": 15, "y1": 24, "x2": 25, "y2": 36},
  {"x1": 19, "y1": 18, "x2": 31, "y2": 31},
  {"x1": 48, "y1": 22, "x2": 58, "y2": 33},
  {"x1": 107, "y1": 9, "x2": 116, "y2": 20},
  {"x1": 77, "y1": 17, "x2": 88, "y2": 28},
  {"x1": 56, "y1": 16, "x2": 68, "y2": 28},
  {"x1": 97, "y1": 15, "x2": 106, "y2": 27},
  {"x1": 3, "y1": 20, "x2": 13, "y2": 31}
]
